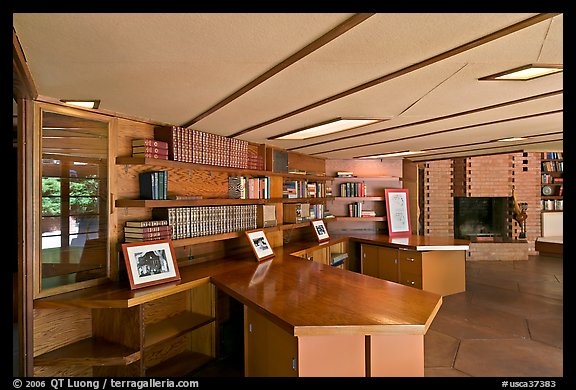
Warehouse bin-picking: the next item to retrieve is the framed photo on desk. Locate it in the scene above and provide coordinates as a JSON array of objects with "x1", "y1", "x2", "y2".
[
  {"x1": 121, "y1": 239, "x2": 181, "y2": 290},
  {"x1": 385, "y1": 188, "x2": 411, "y2": 237},
  {"x1": 311, "y1": 219, "x2": 330, "y2": 242},
  {"x1": 245, "y1": 229, "x2": 275, "y2": 261}
]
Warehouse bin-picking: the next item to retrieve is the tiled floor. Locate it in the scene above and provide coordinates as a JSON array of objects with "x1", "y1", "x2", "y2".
[{"x1": 424, "y1": 254, "x2": 563, "y2": 377}]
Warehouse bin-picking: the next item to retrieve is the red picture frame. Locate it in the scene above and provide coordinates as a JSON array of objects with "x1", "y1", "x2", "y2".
[
  {"x1": 121, "y1": 239, "x2": 181, "y2": 289},
  {"x1": 385, "y1": 188, "x2": 412, "y2": 237}
]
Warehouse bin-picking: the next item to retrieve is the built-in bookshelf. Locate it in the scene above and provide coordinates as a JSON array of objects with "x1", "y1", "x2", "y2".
[
  {"x1": 115, "y1": 147, "x2": 333, "y2": 246},
  {"x1": 540, "y1": 152, "x2": 563, "y2": 211},
  {"x1": 325, "y1": 174, "x2": 400, "y2": 224}
]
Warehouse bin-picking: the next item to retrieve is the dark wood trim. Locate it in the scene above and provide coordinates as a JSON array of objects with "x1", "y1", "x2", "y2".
[
  {"x1": 13, "y1": 29, "x2": 37, "y2": 100},
  {"x1": 229, "y1": 13, "x2": 560, "y2": 138},
  {"x1": 290, "y1": 89, "x2": 563, "y2": 152},
  {"x1": 405, "y1": 135, "x2": 563, "y2": 162},
  {"x1": 313, "y1": 109, "x2": 562, "y2": 156},
  {"x1": 182, "y1": 13, "x2": 375, "y2": 129}
]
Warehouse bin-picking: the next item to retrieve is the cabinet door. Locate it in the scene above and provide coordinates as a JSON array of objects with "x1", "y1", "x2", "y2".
[
  {"x1": 377, "y1": 247, "x2": 399, "y2": 283},
  {"x1": 245, "y1": 306, "x2": 298, "y2": 377},
  {"x1": 360, "y1": 244, "x2": 380, "y2": 278},
  {"x1": 310, "y1": 247, "x2": 329, "y2": 265},
  {"x1": 397, "y1": 250, "x2": 422, "y2": 289}
]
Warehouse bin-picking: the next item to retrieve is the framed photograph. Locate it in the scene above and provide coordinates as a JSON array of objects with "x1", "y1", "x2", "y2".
[
  {"x1": 245, "y1": 229, "x2": 275, "y2": 261},
  {"x1": 121, "y1": 239, "x2": 181, "y2": 290},
  {"x1": 311, "y1": 219, "x2": 330, "y2": 242},
  {"x1": 385, "y1": 188, "x2": 412, "y2": 237}
]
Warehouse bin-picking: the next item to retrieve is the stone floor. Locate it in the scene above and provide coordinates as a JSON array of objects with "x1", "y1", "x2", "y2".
[{"x1": 424, "y1": 254, "x2": 563, "y2": 377}]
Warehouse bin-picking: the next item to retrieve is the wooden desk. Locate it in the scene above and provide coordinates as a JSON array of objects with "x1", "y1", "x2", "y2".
[
  {"x1": 348, "y1": 234, "x2": 469, "y2": 296},
  {"x1": 211, "y1": 244, "x2": 443, "y2": 377},
  {"x1": 33, "y1": 236, "x2": 457, "y2": 377}
]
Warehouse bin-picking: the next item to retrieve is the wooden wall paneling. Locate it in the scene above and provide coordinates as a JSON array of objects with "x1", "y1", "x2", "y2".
[
  {"x1": 143, "y1": 332, "x2": 191, "y2": 370},
  {"x1": 144, "y1": 291, "x2": 188, "y2": 325},
  {"x1": 325, "y1": 158, "x2": 402, "y2": 177},
  {"x1": 34, "y1": 366, "x2": 92, "y2": 377},
  {"x1": 33, "y1": 308, "x2": 92, "y2": 357},
  {"x1": 93, "y1": 307, "x2": 142, "y2": 350},
  {"x1": 287, "y1": 151, "x2": 326, "y2": 175}
]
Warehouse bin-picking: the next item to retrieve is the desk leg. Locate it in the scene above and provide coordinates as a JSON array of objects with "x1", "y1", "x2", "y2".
[
  {"x1": 297, "y1": 335, "x2": 365, "y2": 377},
  {"x1": 370, "y1": 334, "x2": 424, "y2": 377}
]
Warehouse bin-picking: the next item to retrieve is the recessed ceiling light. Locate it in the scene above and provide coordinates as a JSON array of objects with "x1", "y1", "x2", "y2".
[
  {"x1": 358, "y1": 150, "x2": 425, "y2": 159},
  {"x1": 497, "y1": 137, "x2": 528, "y2": 142},
  {"x1": 479, "y1": 64, "x2": 563, "y2": 81},
  {"x1": 270, "y1": 118, "x2": 385, "y2": 140},
  {"x1": 60, "y1": 99, "x2": 101, "y2": 109}
]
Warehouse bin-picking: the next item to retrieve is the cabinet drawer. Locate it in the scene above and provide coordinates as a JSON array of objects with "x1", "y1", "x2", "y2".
[
  {"x1": 397, "y1": 250, "x2": 422, "y2": 275},
  {"x1": 397, "y1": 272, "x2": 422, "y2": 289}
]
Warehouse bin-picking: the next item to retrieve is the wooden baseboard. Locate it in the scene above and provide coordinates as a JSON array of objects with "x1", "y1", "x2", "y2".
[{"x1": 535, "y1": 240, "x2": 563, "y2": 257}]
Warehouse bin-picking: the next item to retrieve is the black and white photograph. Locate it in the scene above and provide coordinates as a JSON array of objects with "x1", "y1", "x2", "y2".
[
  {"x1": 122, "y1": 239, "x2": 180, "y2": 289},
  {"x1": 311, "y1": 219, "x2": 330, "y2": 242},
  {"x1": 135, "y1": 249, "x2": 170, "y2": 277},
  {"x1": 245, "y1": 230, "x2": 275, "y2": 261}
]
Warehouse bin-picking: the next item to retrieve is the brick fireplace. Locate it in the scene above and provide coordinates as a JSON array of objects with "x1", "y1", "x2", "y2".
[{"x1": 423, "y1": 153, "x2": 541, "y2": 260}]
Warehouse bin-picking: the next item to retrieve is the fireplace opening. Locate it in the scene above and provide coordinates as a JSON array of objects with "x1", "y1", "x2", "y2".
[{"x1": 454, "y1": 197, "x2": 510, "y2": 240}]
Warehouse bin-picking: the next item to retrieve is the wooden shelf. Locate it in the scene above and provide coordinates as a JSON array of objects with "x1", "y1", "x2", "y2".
[
  {"x1": 329, "y1": 216, "x2": 386, "y2": 222},
  {"x1": 116, "y1": 156, "x2": 330, "y2": 181},
  {"x1": 116, "y1": 197, "x2": 331, "y2": 208},
  {"x1": 144, "y1": 312, "x2": 215, "y2": 348},
  {"x1": 145, "y1": 351, "x2": 213, "y2": 377},
  {"x1": 34, "y1": 337, "x2": 141, "y2": 367},
  {"x1": 167, "y1": 222, "x2": 312, "y2": 248},
  {"x1": 329, "y1": 196, "x2": 385, "y2": 201},
  {"x1": 330, "y1": 176, "x2": 401, "y2": 181},
  {"x1": 116, "y1": 198, "x2": 267, "y2": 208}
]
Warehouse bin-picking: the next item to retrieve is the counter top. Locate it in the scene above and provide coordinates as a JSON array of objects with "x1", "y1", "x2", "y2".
[
  {"x1": 35, "y1": 236, "x2": 451, "y2": 337},
  {"x1": 347, "y1": 234, "x2": 470, "y2": 251},
  {"x1": 211, "y1": 245, "x2": 442, "y2": 337}
]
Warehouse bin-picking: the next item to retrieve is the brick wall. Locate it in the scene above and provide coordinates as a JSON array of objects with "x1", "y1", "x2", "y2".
[
  {"x1": 424, "y1": 159, "x2": 453, "y2": 237},
  {"x1": 424, "y1": 152, "x2": 542, "y2": 259}
]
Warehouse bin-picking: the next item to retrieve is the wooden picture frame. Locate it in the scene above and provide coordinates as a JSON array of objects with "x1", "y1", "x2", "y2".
[
  {"x1": 311, "y1": 219, "x2": 330, "y2": 242},
  {"x1": 121, "y1": 239, "x2": 181, "y2": 289},
  {"x1": 385, "y1": 188, "x2": 412, "y2": 237},
  {"x1": 245, "y1": 229, "x2": 275, "y2": 261}
]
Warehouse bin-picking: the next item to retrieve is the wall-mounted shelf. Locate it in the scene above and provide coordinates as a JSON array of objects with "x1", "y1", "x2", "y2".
[{"x1": 116, "y1": 156, "x2": 330, "y2": 181}]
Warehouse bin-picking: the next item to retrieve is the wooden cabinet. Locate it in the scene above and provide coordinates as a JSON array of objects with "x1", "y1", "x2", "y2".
[
  {"x1": 244, "y1": 306, "x2": 297, "y2": 377},
  {"x1": 32, "y1": 281, "x2": 216, "y2": 377},
  {"x1": 360, "y1": 243, "x2": 465, "y2": 296},
  {"x1": 295, "y1": 240, "x2": 348, "y2": 270},
  {"x1": 361, "y1": 244, "x2": 398, "y2": 282}
]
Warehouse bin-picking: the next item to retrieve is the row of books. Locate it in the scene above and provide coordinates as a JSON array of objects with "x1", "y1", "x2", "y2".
[
  {"x1": 309, "y1": 204, "x2": 326, "y2": 220},
  {"x1": 247, "y1": 154, "x2": 264, "y2": 170},
  {"x1": 139, "y1": 170, "x2": 168, "y2": 200},
  {"x1": 283, "y1": 180, "x2": 327, "y2": 198},
  {"x1": 132, "y1": 138, "x2": 169, "y2": 160},
  {"x1": 228, "y1": 176, "x2": 271, "y2": 199},
  {"x1": 347, "y1": 202, "x2": 376, "y2": 217},
  {"x1": 339, "y1": 182, "x2": 367, "y2": 197},
  {"x1": 541, "y1": 161, "x2": 563, "y2": 172},
  {"x1": 541, "y1": 199, "x2": 563, "y2": 211},
  {"x1": 124, "y1": 220, "x2": 171, "y2": 242},
  {"x1": 542, "y1": 152, "x2": 562, "y2": 160},
  {"x1": 152, "y1": 205, "x2": 258, "y2": 240},
  {"x1": 541, "y1": 174, "x2": 563, "y2": 184},
  {"x1": 154, "y1": 126, "x2": 249, "y2": 168}
]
